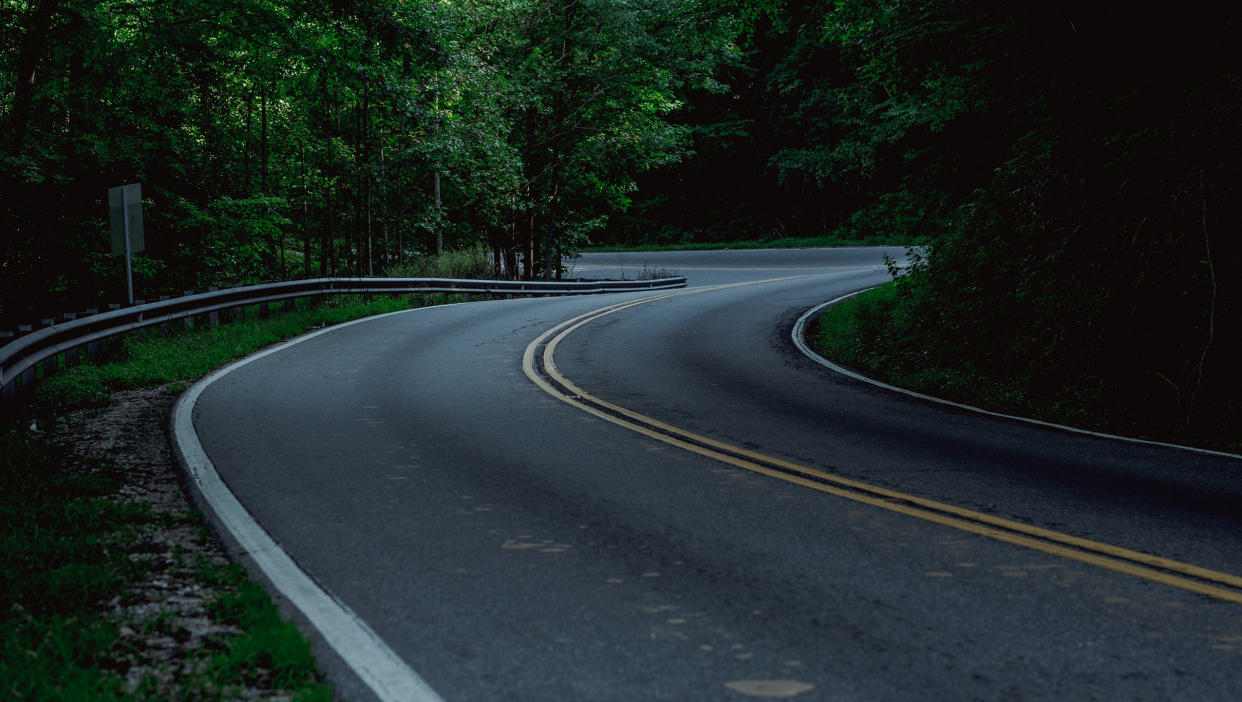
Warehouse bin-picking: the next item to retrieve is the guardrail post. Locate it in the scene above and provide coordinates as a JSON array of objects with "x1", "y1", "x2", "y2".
[
  {"x1": 63, "y1": 312, "x2": 79, "y2": 366},
  {"x1": 182, "y1": 292, "x2": 195, "y2": 330},
  {"x1": 158, "y1": 296, "x2": 171, "y2": 336},
  {"x1": 229, "y1": 287, "x2": 244, "y2": 322},
  {"x1": 206, "y1": 288, "x2": 220, "y2": 327},
  {"x1": 259, "y1": 301, "x2": 269, "y2": 318},
  {"x1": 41, "y1": 352, "x2": 58, "y2": 377},
  {"x1": 284, "y1": 298, "x2": 295, "y2": 312},
  {"x1": 37, "y1": 319, "x2": 58, "y2": 379},
  {"x1": 83, "y1": 309, "x2": 101, "y2": 359}
]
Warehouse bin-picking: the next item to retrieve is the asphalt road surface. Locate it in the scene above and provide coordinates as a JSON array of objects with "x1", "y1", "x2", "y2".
[{"x1": 179, "y1": 248, "x2": 1242, "y2": 701}]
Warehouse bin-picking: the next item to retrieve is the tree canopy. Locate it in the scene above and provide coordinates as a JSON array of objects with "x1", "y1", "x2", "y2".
[{"x1": 1, "y1": 0, "x2": 731, "y2": 322}]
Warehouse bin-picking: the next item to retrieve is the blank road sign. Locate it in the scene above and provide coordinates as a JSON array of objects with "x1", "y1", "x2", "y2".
[{"x1": 108, "y1": 183, "x2": 144, "y2": 255}]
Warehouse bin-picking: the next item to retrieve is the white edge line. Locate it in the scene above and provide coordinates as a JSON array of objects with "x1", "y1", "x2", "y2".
[
  {"x1": 793, "y1": 288, "x2": 1242, "y2": 462},
  {"x1": 170, "y1": 309, "x2": 446, "y2": 702}
]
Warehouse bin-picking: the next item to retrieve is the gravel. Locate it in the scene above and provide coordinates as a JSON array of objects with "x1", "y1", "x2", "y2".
[{"x1": 51, "y1": 385, "x2": 317, "y2": 700}]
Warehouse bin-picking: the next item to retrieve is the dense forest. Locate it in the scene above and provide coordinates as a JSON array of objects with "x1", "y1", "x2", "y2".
[
  {"x1": 4, "y1": 1, "x2": 1241, "y2": 441},
  {"x1": 0, "y1": 0, "x2": 733, "y2": 324}
]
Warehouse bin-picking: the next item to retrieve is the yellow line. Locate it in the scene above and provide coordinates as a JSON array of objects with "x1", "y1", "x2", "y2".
[{"x1": 522, "y1": 289, "x2": 1242, "y2": 604}]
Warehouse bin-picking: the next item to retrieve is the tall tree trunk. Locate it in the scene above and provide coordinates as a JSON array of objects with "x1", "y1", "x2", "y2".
[
  {"x1": 543, "y1": 180, "x2": 559, "y2": 281},
  {"x1": 380, "y1": 145, "x2": 388, "y2": 272},
  {"x1": 260, "y1": 85, "x2": 270, "y2": 195},
  {"x1": 363, "y1": 84, "x2": 373, "y2": 276},
  {"x1": 434, "y1": 169, "x2": 443, "y2": 255},
  {"x1": 243, "y1": 89, "x2": 253, "y2": 194},
  {"x1": 7, "y1": 0, "x2": 61, "y2": 154},
  {"x1": 322, "y1": 183, "x2": 333, "y2": 276},
  {"x1": 302, "y1": 143, "x2": 311, "y2": 278},
  {"x1": 395, "y1": 168, "x2": 404, "y2": 267}
]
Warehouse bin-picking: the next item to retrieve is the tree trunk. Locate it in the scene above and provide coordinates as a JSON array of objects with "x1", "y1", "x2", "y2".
[
  {"x1": 7, "y1": 0, "x2": 62, "y2": 154},
  {"x1": 302, "y1": 143, "x2": 311, "y2": 278},
  {"x1": 322, "y1": 183, "x2": 333, "y2": 276},
  {"x1": 434, "y1": 169, "x2": 443, "y2": 254}
]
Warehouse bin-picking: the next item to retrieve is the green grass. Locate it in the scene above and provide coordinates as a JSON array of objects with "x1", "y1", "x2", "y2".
[
  {"x1": 0, "y1": 424, "x2": 335, "y2": 701},
  {"x1": 811, "y1": 282, "x2": 1076, "y2": 418},
  {"x1": 1, "y1": 432, "x2": 152, "y2": 700},
  {"x1": 31, "y1": 295, "x2": 426, "y2": 414},
  {"x1": 809, "y1": 283, "x2": 1242, "y2": 453},
  {"x1": 387, "y1": 244, "x2": 494, "y2": 279},
  {"x1": 198, "y1": 563, "x2": 330, "y2": 698},
  {"x1": 584, "y1": 233, "x2": 925, "y2": 253}
]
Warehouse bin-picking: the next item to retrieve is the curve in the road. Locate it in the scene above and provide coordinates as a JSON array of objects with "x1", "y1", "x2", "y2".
[
  {"x1": 525, "y1": 284, "x2": 1242, "y2": 605},
  {"x1": 172, "y1": 311, "x2": 447, "y2": 702}
]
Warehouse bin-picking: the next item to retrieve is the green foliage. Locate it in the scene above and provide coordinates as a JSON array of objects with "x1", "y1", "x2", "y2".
[
  {"x1": 0, "y1": 430, "x2": 153, "y2": 700},
  {"x1": 174, "y1": 196, "x2": 293, "y2": 286},
  {"x1": 1, "y1": 0, "x2": 734, "y2": 325},
  {"x1": 203, "y1": 564, "x2": 324, "y2": 692},
  {"x1": 388, "y1": 244, "x2": 493, "y2": 279}
]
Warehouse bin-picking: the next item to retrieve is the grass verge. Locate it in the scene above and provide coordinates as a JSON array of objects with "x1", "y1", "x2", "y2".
[
  {"x1": 809, "y1": 283, "x2": 1242, "y2": 454},
  {"x1": 3, "y1": 293, "x2": 452, "y2": 700},
  {"x1": 1, "y1": 432, "x2": 152, "y2": 700},
  {"x1": 1, "y1": 423, "x2": 333, "y2": 701},
  {"x1": 810, "y1": 283, "x2": 1032, "y2": 413},
  {"x1": 30, "y1": 294, "x2": 448, "y2": 416}
]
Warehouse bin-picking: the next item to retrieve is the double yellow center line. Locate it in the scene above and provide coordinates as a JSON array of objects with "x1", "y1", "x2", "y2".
[{"x1": 522, "y1": 284, "x2": 1242, "y2": 604}]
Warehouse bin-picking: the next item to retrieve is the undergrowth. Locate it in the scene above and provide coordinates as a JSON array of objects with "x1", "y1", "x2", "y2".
[
  {"x1": 0, "y1": 415, "x2": 333, "y2": 702},
  {"x1": 0, "y1": 433, "x2": 152, "y2": 700},
  {"x1": 810, "y1": 282, "x2": 1242, "y2": 454}
]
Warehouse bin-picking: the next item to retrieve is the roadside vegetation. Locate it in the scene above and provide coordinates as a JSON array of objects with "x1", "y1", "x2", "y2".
[
  {"x1": 0, "y1": 420, "x2": 333, "y2": 701},
  {"x1": 2, "y1": 292, "x2": 451, "y2": 700},
  {"x1": 30, "y1": 296, "x2": 425, "y2": 416},
  {"x1": 811, "y1": 279, "x2": 1242, "y2": 455}
]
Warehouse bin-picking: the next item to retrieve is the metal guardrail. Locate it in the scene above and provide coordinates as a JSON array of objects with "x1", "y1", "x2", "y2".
[{"x1": 0, "y1": 275, "x2": 687, "y2": 401}]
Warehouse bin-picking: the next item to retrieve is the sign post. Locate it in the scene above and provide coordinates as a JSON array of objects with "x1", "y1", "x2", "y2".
[{"x1": 108, "y1": 183, "x2": 144, "y2": 305}]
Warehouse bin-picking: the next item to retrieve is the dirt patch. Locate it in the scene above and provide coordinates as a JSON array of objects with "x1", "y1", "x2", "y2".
[{"x1": 51, "y1": 386, "x2": 309, "y2": 700}]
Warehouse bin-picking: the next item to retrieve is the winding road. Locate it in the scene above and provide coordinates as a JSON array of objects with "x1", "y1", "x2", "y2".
[{"x1": 174, "y1": 248, "x2": 1242, "y2": 701}]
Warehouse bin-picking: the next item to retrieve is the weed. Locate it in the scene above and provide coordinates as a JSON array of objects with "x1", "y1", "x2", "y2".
[
  {"x1": 0, "y1": 430, "x2": 154, "y2": 700},
  {"x1": 388, "y1": 243, "x2": 493, "y2": 279},
  {"x1": 635, "y1": 265, "x2": 680, "y2": 281}
]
